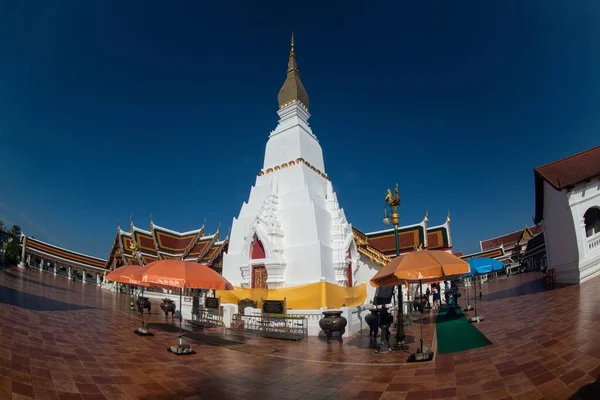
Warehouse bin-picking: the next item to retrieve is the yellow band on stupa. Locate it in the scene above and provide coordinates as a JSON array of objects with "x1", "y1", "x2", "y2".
[{"x1": 217, "y1": 281, "x2": 367, "y2": 310}]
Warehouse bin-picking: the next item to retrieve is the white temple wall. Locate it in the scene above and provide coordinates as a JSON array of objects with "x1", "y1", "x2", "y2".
[
  {"x1": 355, "y1": 255, "x2": 383, "y2": 305},
  {"x1": 567, "y1": 178, "x2": 600, "y2": 283},
  {"x1": 263, "y1": 110, "x2": 325, "y2": 172},
  {"x1": 543, "y1": 181, "x2": 580, "y2": 283}
]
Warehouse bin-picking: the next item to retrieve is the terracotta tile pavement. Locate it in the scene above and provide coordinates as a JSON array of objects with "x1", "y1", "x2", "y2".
[{"x1": 1, "y1": 265, "x2": 600, "y2": 399}]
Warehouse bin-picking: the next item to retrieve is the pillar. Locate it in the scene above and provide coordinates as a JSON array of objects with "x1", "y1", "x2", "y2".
[
  {"x1": 40, "y1": 258, "x2": 45, "y2": 271},
  {"x1": 82, "y1": 270, "x2": 86, "y2": 284},
  {"x1": 53, "y1": 263, "x2": 57, "y2": 275},
  {"x1": 68, "y1": 267, "x2": 72, "y2": 279},
  {"x1": 18, "y1": 238, "x2": 27, "y2": 268}
]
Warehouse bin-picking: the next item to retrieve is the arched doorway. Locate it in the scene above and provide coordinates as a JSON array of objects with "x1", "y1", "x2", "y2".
[
  {"x1": 250, "y1": 236, "x2": 268, "y2": 289},
  {"x1": 346, "y1": 250, "x2": 353, "y2": 287},
  {"x1": 584, "y1": 207, "x2": 600, "y2": 238}
]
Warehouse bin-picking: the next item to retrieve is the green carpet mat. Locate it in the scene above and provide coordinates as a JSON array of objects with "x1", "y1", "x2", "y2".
[{"x1": 435, "y1": 306, "x2": 492, "y2": 354}]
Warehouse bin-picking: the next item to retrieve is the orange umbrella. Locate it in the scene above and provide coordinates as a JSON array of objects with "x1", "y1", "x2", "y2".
[
  {"x1": 130, "y1": 259, "x2": 233, "y2": 353},
  {"x1": 370, "y1": 255, "x2": 405, "y2": 287},
  {"x1": 371, "y1": 250, "x2": 469, "y2": 286},
  {"x1": 131, "y1": 259, "x2": 233, "y2": 290},
  {"x1": 106, "y1": 264, "x2": 150, "y2": 287},
  {"x1": 370, "y1": 250, "x2": 469, "y2": 356},
  {"x1": 106, "y1": 264, "x2": 154, "y2": 335}
]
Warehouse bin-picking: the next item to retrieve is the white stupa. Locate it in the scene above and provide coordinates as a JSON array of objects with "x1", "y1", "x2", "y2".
[{"x1": 223, "y1": 34, "x2": 358, "y2": 289}]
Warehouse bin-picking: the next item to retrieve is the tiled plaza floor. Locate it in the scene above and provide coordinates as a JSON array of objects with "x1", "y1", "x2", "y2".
[{"x1": 1, "y1": 265, "x2": 600, "y2": 399}]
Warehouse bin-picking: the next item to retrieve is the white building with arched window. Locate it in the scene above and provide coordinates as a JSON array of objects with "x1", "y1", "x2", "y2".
[{"x1": 534, "y1": 145, "x2": 600, "y2": 284}]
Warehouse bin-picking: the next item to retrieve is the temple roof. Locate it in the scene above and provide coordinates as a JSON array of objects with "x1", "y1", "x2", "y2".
[
  {"x1": 24, "y1": 236, "x2": 107, "y2": 271},
  {"x1": 277, "y1": 32, "x2": 310, "y2": 111},
  {"x1": 106, "y1": 218, "x2": 228, "y2": 269},
  {"x1": 534, "y1": 145, "x2": 600, "y2": 223},
  {"x1": 461, "y1": 245, "x2": 505, "y2": 260},
  {"x1": 480, "y1": 225, "x2": 542, "y2": 251},
  {"x1": 353, "y1": 213, "x2": 453, "y2": 261}
]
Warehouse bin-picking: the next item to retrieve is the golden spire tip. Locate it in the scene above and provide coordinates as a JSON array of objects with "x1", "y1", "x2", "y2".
[{"x1": 291, "y1": 30, "x2": 295, "y2": 51}]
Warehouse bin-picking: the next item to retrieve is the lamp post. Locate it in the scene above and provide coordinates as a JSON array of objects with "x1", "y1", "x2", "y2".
[
  {"x1": 129, "y1": 242, "x2": 139, "y2": 312},
  {"x1": 384, "y1": 184, "x2": 407, "y2": 351}
]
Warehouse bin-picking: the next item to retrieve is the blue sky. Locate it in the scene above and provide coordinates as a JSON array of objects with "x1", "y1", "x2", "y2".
[{"x1": 0, "y1": 0, "x2": 599, "y2": 258}]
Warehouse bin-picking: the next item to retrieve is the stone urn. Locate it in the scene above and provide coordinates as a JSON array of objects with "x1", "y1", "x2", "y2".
[
  {"x1": 365, "y1": 309, "x2": 380, "y2": 336},
  {"x1": 413, "y1": 296, "x2": 427, "y2": 313},
  {"x1": 160, "y1": 298, "x2": 176, "y2": 318},
  {"x1": 136, "y1": 297, "x2": 151, "y2": 314},
  {"x1": 319, "y1": 310, "x2": 348, "y2": 344}
]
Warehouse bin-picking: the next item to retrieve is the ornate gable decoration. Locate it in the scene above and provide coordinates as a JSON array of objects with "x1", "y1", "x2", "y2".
[{"x1": 109, "y1": 217, "x2": 227, "y2": 268}]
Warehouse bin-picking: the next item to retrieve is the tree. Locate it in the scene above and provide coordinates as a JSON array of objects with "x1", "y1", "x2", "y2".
[
  {"x1": 4, "y1": 225, "x2": 23, "y2": 264},
  {"x1": 10, "y1": 225, "x2": 21, "y2": 238},
  {"x1": 5, "y1": 237, "x2": 20, "y2": 264}
]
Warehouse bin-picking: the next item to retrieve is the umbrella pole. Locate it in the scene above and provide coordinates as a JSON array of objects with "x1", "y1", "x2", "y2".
[
  {"x1": 179, "y1": 288, "x2": 183, "y2": 345},
  {"x1": 392, "y1": 284, "x2": 407, "y2": 351},
  {"x1": 466, "y1": 278, "x2": 471, "y2": 310},
  {"x1": 141, "y1": 287, "x2": 145, "y2": 329},
  {"x1": 419, "y1": 279, "x2": 423, "y2": 353}
]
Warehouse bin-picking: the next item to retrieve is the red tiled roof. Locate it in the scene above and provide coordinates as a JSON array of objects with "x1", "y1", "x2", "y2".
[
  {"x1": 480, "y1": 226, "x2": 542, "y2": 251},
  {"x1": 535, "y1": 145, "x2": 600, "y2": 191},
  {"x1": 534, "y1": 145, "x2": 600, "y2": 223}
]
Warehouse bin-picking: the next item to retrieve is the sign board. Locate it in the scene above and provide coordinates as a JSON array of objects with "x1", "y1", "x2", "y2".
[
  {"x1": 262, "y1": 299, "x2": 286, "y2": 315},
  {"x1": 205, "y1": 297, "x2": 220, "y2": 310},
  {"x1": 238, "y1": 298, "x2": 257, "y2": 311}
]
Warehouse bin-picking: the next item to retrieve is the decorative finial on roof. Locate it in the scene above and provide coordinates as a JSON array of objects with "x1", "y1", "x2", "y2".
[
  {"x1": 424, "y1": 209, "x2": 429, "y2": 223},
  {"x1": 117, "y1": 219, "x2": 120, "y2": 230},
  {"x1": 446, "y1": 210, "x2": 451, "y2": 224},
  {"x1": 149, "y1": 213, "x2": 154, "y2": 228},
  {"x1": 216, "y1": 221, "x2": 222, "y2": 234},
  {"x1": 278, "y1": 31, "x2": 310, "y2": 111}
]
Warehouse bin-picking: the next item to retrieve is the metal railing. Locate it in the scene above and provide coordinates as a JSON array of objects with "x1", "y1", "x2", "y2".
[
  {"x1": 188, "y1": 309, "x2": 224, "y2": 327},
  {"x1": 229, "y1": 313, "x2": 308, "y2": 341}
]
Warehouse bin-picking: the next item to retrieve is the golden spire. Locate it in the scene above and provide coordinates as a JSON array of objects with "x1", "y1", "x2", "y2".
[{"x1": 278, "y1": 31, "x2": 310, "y2": 111}]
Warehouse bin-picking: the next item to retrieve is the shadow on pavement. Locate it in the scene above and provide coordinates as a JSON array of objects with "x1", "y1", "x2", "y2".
[
  {"x1": 2, "y1": 270, "x2": 69, "y2": 292},
  {"x1": 570, "y1": 379, "x2": 600, "y2": 399},
  {"x1": 0, "y1": 285, "x2": 96, "y2": 311},
  {"x1": 479, "y1": 277, "x2": 549, "y2": 301}
]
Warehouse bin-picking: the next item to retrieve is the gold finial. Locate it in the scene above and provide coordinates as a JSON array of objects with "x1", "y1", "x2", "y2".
[
  {"x1": 278, "y1": 32, "x2": 309, "y2": 110},
  {"x1": 424, "y1": 209, "x2": 429, "y2": 223},
  {"x1": 446, "y1": 210, "x2": 451, "y2": 223},
  {"x1": 291, "y1": 30, "x2": 295, "y2": 52}
]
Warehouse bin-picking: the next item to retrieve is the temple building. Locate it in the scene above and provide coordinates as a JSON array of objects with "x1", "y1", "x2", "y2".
[
  {"x1": 222, "y1": 33, "x2": 359, "y2": 297},
  {"x1": 105, "y1": 217, "x2": 227, "y2": 272},
  {"x1": 463, "y1": 225, "x2": 541, "y2": 261},
  {"x1": 534, "y1": 145, "x2": 600, "y2": 284},
  {"x1": 221, "y1": 35, "x2": 454, "y2": 308},
  {"x1": 19, "y1": 236, "x2": 108, "y2": 285}
]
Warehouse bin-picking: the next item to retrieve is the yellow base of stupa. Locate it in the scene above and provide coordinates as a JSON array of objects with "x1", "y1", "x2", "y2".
[{"x1": 217, "y1": 282, "x2": 367, "y2": 310}]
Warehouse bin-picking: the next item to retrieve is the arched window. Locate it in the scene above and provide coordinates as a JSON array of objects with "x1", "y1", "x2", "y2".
[
  {"x1": 250, "y1": 236, "x2": 266, "y2": 259},
  {"x1": 584, "y1": 207, "x2": 600, "y2": 238}
]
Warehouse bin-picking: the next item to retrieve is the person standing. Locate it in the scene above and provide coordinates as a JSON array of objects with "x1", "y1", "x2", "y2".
[
  {"x1": 444, "y1": 281, "x2": 451, "y2": 304},
  {"x1": 432, "y1": 284, "x2": 440, "y2": 309}
]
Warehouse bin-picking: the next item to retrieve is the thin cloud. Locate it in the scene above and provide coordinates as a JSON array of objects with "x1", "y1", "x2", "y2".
[{"x1": 0, "y1": 202, "x2": 62, "y2": 245}]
